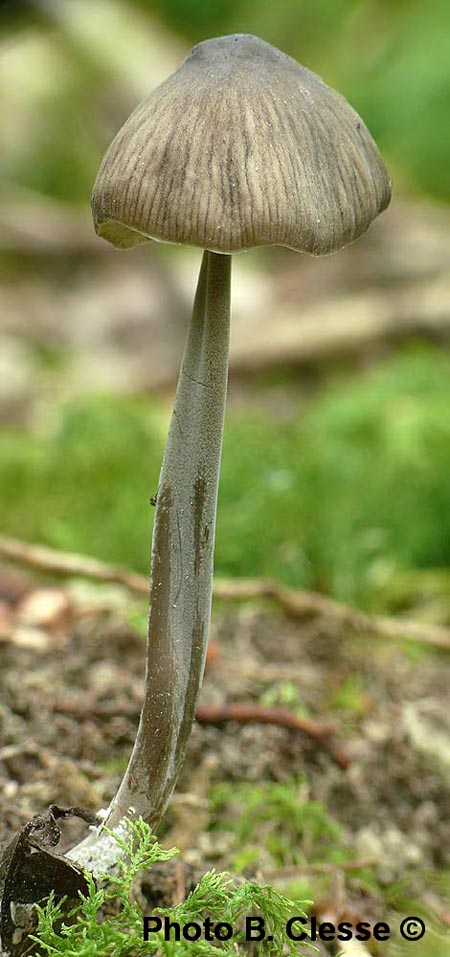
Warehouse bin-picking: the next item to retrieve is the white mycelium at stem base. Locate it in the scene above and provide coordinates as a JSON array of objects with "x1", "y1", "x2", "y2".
[{"x1": 69, "y1": 251, "x2": 230, "y2": 865}]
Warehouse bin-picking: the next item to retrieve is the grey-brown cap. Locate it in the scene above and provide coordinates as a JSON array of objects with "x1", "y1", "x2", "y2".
[{"x1": 92, "y1": 34, "x2": 391, "y2": 255}]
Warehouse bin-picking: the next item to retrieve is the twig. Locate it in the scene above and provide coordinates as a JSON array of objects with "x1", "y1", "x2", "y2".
[
  {"x1": 0, "y1": 535, "x2": 148, "y2": 594},
  {"x1": 1, "y1": 534, "x2": 449, "y2": 650},
  {"x1": 52, "y1": 697, "x2": 349, "y2": 770},
  {"x1": 260, "y1": 582, "x2": 450, "y2": 651},
  {"x1": 195, "y1": 703, "x2": 350, "y2": 770}
]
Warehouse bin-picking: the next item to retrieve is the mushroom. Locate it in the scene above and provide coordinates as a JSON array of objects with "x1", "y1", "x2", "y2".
[{"x1": 76, "y1": 34, "x2": 391, "y2": 858}]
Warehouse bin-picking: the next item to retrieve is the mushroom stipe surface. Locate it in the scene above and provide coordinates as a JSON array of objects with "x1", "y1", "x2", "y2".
[{"x1": 74, "y1": 34, "x2": 391, "y2": 864}]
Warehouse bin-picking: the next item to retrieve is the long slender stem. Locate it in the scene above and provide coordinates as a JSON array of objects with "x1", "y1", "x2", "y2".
[{"x1": 74, "y1": 251, "x2": 231, "y2": 852}]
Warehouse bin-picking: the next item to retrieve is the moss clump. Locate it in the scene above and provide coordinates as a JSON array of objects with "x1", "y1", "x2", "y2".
[{"x1": 32, "y1": 818, "x2": 311, "y2": 957}]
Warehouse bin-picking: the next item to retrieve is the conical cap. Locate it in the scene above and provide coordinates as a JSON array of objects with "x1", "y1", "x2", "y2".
[{"x1": 92, "y1": 34, "x2": 391, "y2": 255}]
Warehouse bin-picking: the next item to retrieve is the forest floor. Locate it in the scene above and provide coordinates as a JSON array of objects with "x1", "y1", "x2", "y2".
[{"x1": 1, "y1": 564, "x2": 450, "y2": 955}]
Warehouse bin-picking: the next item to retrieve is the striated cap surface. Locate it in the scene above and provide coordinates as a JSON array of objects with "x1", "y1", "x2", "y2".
[{"x1": 92, "y1": 34, "x2": 391, "y2": 255}]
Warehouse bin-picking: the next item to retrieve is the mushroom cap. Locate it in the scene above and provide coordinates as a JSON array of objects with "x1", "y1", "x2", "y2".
[{"x1": 92, "y1": 34, "x2": 391, "y2": 255}]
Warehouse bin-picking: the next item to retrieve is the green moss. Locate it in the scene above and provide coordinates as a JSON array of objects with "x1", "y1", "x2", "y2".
[
  {"x1": 32, "y1": 818, "x2": 311, "y2": 957},
  {"x1": 0, "y1": 395, "x2": 161, "y2": 573},
  {"x1": 1, "y1": 348, "x2": 450, "y2": 611},
  {"x1": 222, "y1": 348, "x2": 450, "y2": 607},
  {"x1": 209, "y1": 779, "x2": 348, "y2": 872},
  {"x1": 259, "y1": 682, "x2": 310, "y2": 715},
  {"x1": 330, "y1": 676, "x2": 368, "y2": 716}
]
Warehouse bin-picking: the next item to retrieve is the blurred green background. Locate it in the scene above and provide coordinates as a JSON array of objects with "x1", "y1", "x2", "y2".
[
  {"x1": 1, "y1": 0, "x2": 449, "y2": 616},
  {"x1": 2, "y1": 0, "x2": 450, "y2": 201}
]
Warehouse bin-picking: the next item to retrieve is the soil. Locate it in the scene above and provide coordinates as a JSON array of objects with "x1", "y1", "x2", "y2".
[{"x1": 1, "y1": 566, "x2": 450, "y2": 940}]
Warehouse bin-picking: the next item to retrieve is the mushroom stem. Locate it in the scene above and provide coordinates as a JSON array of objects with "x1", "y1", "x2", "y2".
[{"x1": 72, "y1": 251, "x2": 231, "y2": 856}]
